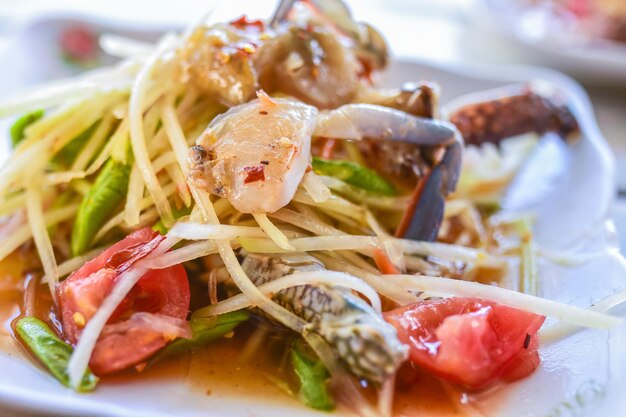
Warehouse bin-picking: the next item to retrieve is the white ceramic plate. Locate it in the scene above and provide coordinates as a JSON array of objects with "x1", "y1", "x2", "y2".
[
  {"x1": 1, "y1": 15, "x2": 625, "y2": 417},
  {"x1": 474, "y1": 0, "x2": 626, "y2": 85}
]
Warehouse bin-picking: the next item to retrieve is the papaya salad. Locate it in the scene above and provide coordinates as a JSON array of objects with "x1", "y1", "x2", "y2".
[{"x1": 0, "y1": 0, "x2": 622, "y2": 415}]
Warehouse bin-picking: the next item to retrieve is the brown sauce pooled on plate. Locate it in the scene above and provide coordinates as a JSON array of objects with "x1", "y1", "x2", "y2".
[
  {"x1": 0, "y1": 256, "x2": 469, "y2": 416},
  {"x1": 0, "y1": 254, "x2": 26, "y2": 355}
]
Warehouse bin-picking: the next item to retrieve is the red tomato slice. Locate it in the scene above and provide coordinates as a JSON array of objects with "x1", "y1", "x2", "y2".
[
  {"x1": 58, "y1": 227, "x2": 190, "y2": 375},
  {"x1": 384, "y1": 298, "x2": 545, "y2": 390}
]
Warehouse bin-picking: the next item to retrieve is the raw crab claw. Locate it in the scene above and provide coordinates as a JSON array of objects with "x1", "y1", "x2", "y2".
[
  {"x1": 446, "y1": 84, "x2": 579, "y2": 146},
  {"x1": 316, "y1": 103, "x2": 463, "y2": 242},
  {"x1": 242, "y1": 253, "x2": 408, "y2": 383}
]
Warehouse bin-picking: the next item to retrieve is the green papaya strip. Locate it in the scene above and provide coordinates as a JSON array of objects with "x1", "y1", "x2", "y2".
[{"x1": 53, "y1": 121, "x2": 100, "y2": 167}]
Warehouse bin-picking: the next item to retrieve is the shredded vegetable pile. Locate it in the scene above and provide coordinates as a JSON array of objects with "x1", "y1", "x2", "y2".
[{"x1": 0, "y1": 1, "x2": 622, "y2": 415}]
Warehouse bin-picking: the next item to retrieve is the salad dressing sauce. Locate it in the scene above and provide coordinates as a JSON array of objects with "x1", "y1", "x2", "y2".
[
  {"x1": 104, "y1": 324, "x2": 465, "y2": 416},
  {"x1": 0, "y1": 254, "x2": 26, "y2": 355},
  {"x1": 0, "y1": 256, "x2": 466, "y2": 416}
]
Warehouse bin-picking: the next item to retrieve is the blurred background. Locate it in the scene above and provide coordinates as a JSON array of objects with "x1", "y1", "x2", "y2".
[{"x1": 0, "y1": 0, "x2": 624, "y2": 243}]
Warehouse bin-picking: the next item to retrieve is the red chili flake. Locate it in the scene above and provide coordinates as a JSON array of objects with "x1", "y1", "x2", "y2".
[
  {"x1": 259, "y1": 110, "x2": 268, "y2": 115},
  {"x1": 243, "y1": 165, "x2": 266, "y2": 184},
  {"x1": 229, "y1": 15, "x2": 265, "y2": 32},
  {"x1": 60, "y1": 26, "x2": 99, "y2": 62}
]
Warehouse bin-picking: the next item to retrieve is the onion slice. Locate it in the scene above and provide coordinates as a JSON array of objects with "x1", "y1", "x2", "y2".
[{"x1": 385, "y1": 274, "x2": 621, "y2": 329}]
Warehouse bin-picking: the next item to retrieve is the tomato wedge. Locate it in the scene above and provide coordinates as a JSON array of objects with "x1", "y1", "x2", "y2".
[
  {"x1": 384, "y1": 298, "x2": 545, "y2": 390},
  {"x1": 57, "y1": 227, "x2": 191, "y2": 375}
]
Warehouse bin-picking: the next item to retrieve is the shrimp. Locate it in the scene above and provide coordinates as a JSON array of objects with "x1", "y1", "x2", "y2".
[{"x1": 242, "y1": 253, "x2": 408, "y2": 383}]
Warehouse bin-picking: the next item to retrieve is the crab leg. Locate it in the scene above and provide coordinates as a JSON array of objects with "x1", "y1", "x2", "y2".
[
  {"x1": 314, "y1": 103, "x2": 463, "y2": 241},
  {"x1": 315, "y1": 103, "x2": 459, "y2": 146},
  {"x1": 448, "y1": 88, "x2": 579, "y2": 146}
]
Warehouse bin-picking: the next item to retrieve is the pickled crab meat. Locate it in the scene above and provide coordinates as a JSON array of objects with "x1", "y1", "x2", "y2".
[
  {"x1": 189, "y1": 94, "x2": 317, "y2": 213},
  {"x1": 270, "y1": 0, "x2": 389, "y2": 74},
  {"x1": 182, "y1": 0, "x2": 385, "y2": 108},
  {"x1": 189, "y1": 94, "x2": 462, "y2": 219},
  {"x1": 242, "y1": 253, "x2": 408, "y2": 383},
  {"x1": 182, "y1": 21, "x2": 362, "y2": 108},
  {"x1": 180, "y1": 23, "x2": 259, "y2": 106},
  {"x1": 255, "y1": 25, "x2": 361, "y2": 109}
]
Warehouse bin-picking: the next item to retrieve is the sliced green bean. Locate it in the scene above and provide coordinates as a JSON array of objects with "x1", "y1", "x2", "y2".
[
  {"x1": 151, "y1": 310, "x2": 249, "y2": 364},
  {"x1": 15, "y1": 317, "x2": 98, "y2": 392},
  {"x1": 290, "y1": 341, "x2": 335, "y2": 411},
  {"x1": 10, "y1": 109, "x2": 44, "y2": 147},
  {"x1": 71, "y1": 157, "x2": 131, "y2": 256},
  {"x1": 312, "y1": 157, "x2": 396, "y2": 196}
]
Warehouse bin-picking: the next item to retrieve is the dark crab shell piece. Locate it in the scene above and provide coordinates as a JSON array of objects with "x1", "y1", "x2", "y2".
[
  {"x1": 395, "y1": 137, "x2": 462, "y2": 241},
  {"x1": 242, "y1": 253, "x2": 408, "y2": 383},
  {"x1": 338, "y1": 105, "x2": 463, "y2": 242},
  {"x1": 448, "y1": 88, "x2": 579, "y2": 146},
  {"x1": 355, "y1": 81, "x2": 440, "y2": 119}
]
